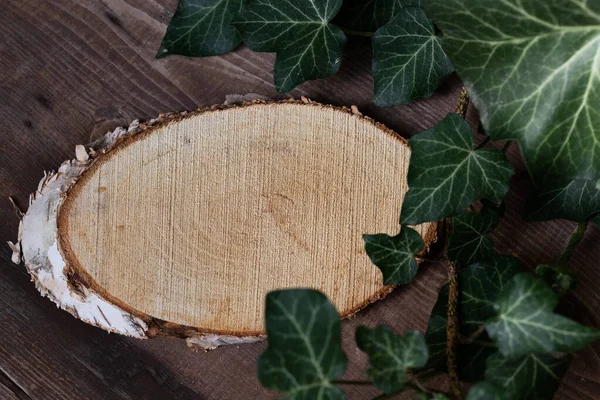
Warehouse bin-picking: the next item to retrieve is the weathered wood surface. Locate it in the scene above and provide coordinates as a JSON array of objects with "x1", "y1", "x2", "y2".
[{"x1": 0, "y1": 0, "x2": 598, "y2": 399}]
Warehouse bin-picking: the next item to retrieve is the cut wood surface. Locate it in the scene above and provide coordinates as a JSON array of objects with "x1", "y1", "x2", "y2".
[
  {"x1": 22, "y1": 100, "x2": 436, "y2": 340},
  {"x1": 1, "y1": 0, "x2": 599, "y2": 399}
]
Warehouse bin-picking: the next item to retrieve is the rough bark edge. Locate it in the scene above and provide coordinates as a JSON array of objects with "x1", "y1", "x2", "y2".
[
  {"x1": 14, "y1": 98, "x2": 438, "y2": 347},
  {"x1": 19, "y1": 159, "x2": 148, "y2": 338}
]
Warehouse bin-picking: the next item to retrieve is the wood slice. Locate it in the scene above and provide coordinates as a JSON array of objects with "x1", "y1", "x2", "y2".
[{"x1": 19, "y1": 100, "x2": 437, "y2": 349}]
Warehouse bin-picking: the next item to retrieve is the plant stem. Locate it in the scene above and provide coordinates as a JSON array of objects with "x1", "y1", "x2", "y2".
[
  {"x1": 443, "y1": 86, "x2": 470, "y2": 400},
  {"x1": 557, "y1": 221, "x2": 588, "y2": 267},
  {"x1": 502, "y1": 140, "x2": 513, "y2": 153},
  {"x1": 341, "y1": 28, "x2": 374, "y2": 37},
  {"x1": 333, "y1": 380, "x2": 373, "y2": 386},
  {"x1": 474, "y1": 136, "x2": 491, "y2": 150},
  {"x1": 460, "y1": 325, "x2": 486, "y2": 345},
  {"x1": 446, "y1": 260, "x2": 462, "y2": 399},
  {"x1": 412, "y1": 377, "x2": 430, "y2": 394},
  {"x1": 455, "y1": 86, "x2": 469, "y2": 118},
  {"x1": 414, "y1": 369, "x2": 445, "y2": 381}
]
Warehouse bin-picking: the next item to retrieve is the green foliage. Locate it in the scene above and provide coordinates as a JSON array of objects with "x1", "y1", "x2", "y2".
[
  {"x1": 426, "y1": 256, "x2": 519, "y2": 381},
  {"x1": 536, "y1": 264, "x2": 577, "y2": 295},
  {"x1": 417, "y1": 393, "x2": 450, "y2": 400},
  {"x1": 400, "y1": 114, "x2": 514, "y2": 224},
  {"x1": 526, "y1": 179, "x2": 600, "y2": 222},
  {"x1": 481, "y1": 352, "x2": 570, "y2": 400},
  {"x1": 466, "y1": 382, "x2": 510, "y2": 400},
  {"x1": 158, "y1": 1, "x2": 600, "y2": 398},
  {"x1": 486, "y1": 273, "x2": 600, "y2": 357},
  {"x1": 356, "y1": 326, "x2": 428, "y2": 393},
  {"x1": 258, "y1": 289, "x2": 347, "y2": 399},
  {"x1": 333, "y1": 0, "x2": 421, "y2": 33},
  {"x1": 448, "y1": 211, "x2": 499, "y2": 266},
  {"x1": 363, "y1": 226, "x2": 424, "y2": 285},
  {"x1": 426, "y1": 287, "x2": 497, "y2": 383},
  {"x1": 233, "y1": 0, "x2": 346, "y2": 93},
  {"x1": 372, "y1": 7, "x2": 453, "y2": 106},
  {"x1": 157, "y1": 0, "x2": 242, "y2": 58},
  {"x1": 160, "y1": 0, "x2": 451, "y2": 100},
  {"x1": 424, "y1": 0, "x2": 600, "y2": 189}
]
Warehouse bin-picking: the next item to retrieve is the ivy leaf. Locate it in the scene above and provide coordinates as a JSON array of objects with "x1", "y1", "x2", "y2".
[
  {"x1": 459, "y1": 258, "x2": 520, "y2": 331},
  {"x1": 363, "y1": 227, "x2": 425, "y2": 285},
  {"x1": 425, "y1": 256, "x2": 519, "y2": 381},
  {"x1": 448, "y1": 211, "x2": 500, "y2": 266},
  {"x1": 486, "y1": 273, "x2": 600, "y2": 357},
  {"x1": 456, "y1": 342, "x2": 498, "y2": 384},
  {"x1": 258, "y1": 289, "x2": 347, "y2": 399},
  {"x1": 484, "y1": 352, "x2": 571, "y2": 400},
  {"x1": 536, "y1": 264, "x2": 577, "y2": 295},
  {"x1": 157, "y1": 0, "x2": 242, "y2": 58},
  {"x1": 466, "y1": 382, "x2": 510, "y2": 400},
  {"x1": 356, "y1": 326, "x2": 428, "y2": 393},
  {"x1": 480, "y1": 198, "x2": 505, "y2": 218},
  {"x1": 424, "y1": 0, "x2": 600, "y2": 188},
  {"x1": 233, "y1": 0, "x2": 346, "y2": 93},
  {"x1": 372, "y1": 7, "x2": 453, "y2": 106},
  {"x1": 400, "y1": 113, "x2": 514, "y2": 225},
  {"x1": 333, "y1": 0, "x2": 421, "y2": 33},
  {"x1": 526, "y1": 179, "x2": 600, "y2": 222}
]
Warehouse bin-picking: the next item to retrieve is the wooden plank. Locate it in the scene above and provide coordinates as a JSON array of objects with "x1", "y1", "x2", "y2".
[
  {"x1": 0, "y1": 255, "x2": 200, "y2": 400},
  {"x1": 0, "y1": 368, "x2": 27, "y2": 400},
  {"x1": 0, "y1": 0, "x2": 599, "y2": 399}
]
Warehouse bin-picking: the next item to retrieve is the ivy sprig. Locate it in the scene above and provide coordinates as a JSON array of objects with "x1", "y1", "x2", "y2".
[
  {"x1": 155, "y1": 0, "x2": 600, "y2": 399},
  {"x1": 158, "y1": 0, "x2": 450, "y2": 102}
]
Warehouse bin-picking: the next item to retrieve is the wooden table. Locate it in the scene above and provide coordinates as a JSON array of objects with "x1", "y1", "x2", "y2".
[{"x1": 1, "y1": 1, "x2": 599, "y2": 399}]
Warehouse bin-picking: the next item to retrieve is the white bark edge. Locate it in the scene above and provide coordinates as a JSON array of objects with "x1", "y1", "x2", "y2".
[
  {"x1": 14, "y1": 109, "x2": 268, "y2": 347},
  {"x1": 186, "y1": 334, "x2": 265, "y2": 351},
  {"x1": 19, "y1": 123, "x2": 149, "y2": 338}
]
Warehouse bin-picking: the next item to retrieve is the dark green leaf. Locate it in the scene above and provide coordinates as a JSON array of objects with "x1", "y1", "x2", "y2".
[
  {"x1": 157, "y1": 0, "x2": 242, "y2": 58},
  {"x1": 526, "y1": 179, "x2": 600, "y2": 222},
  {"x1": 466, "y1": 382, "x2": 509, "y2": 400},
  {"x1": 333, "y1": 0, "x2": 421, "y2": 33},
  {"x1": 356, "y1": 326, "x2": 428, "y2": 393},
  {"x1": 448, "y1": 211, "x2": 500, "y2": 266},
  {"x1": 258, "y1": 289, "x2": 347, "y2": 399},
  {"x1": 425, "y1": 256, "x2": 519, "y2": 381},
  {"x1": 456, "y1": 341, "x2": 498, "y2": 383},
  {"x1": 371, "y1": 7, "x2": 453, "y2": 106},
  {"x1": 363, "y1": 227, "x2": 425, "y2": 285},
  {"x1": 536, "y1": 264, "x2": 577, "y2": 295},
  {"x1": 460, "y1": 258, "x2": 520, "y2": 331},
  {"x1": 480, "y1": 198, "x2": 505, "y2": 218},
  {"x1": 484, "y1": 352, "x2": 570, "y2": 400},
  {"x1": 486, "y1": 273, "x2": 600, "y2": 357},
  {"x1": 425, "y1": 0, "x2": 600, "y2": 188},
  {"x1": 400, "y1": 113, "x2": 514, "y2": 224},
  {"x1": 416, "y1": 394, "x2": 450, "y2": 400},
  {"x1": 233, "y1": 0, "x2": 346, "y2": 93},
  {"x1": 593, "y1": 214, "x2": 600, "y2": 227}
]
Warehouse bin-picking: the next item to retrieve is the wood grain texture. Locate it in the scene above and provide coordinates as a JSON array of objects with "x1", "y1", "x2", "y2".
[
  {"x1": 0, "y1": 0, "x2": 598, "y2": 399},
  {"x1": 59, "y1": 102, "x2": 435, "y2": 334}
]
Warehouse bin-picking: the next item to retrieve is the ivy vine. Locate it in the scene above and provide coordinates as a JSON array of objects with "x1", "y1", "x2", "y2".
[{"x1": 158, "y1": 0, "x2": 600, "y2": 398}]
